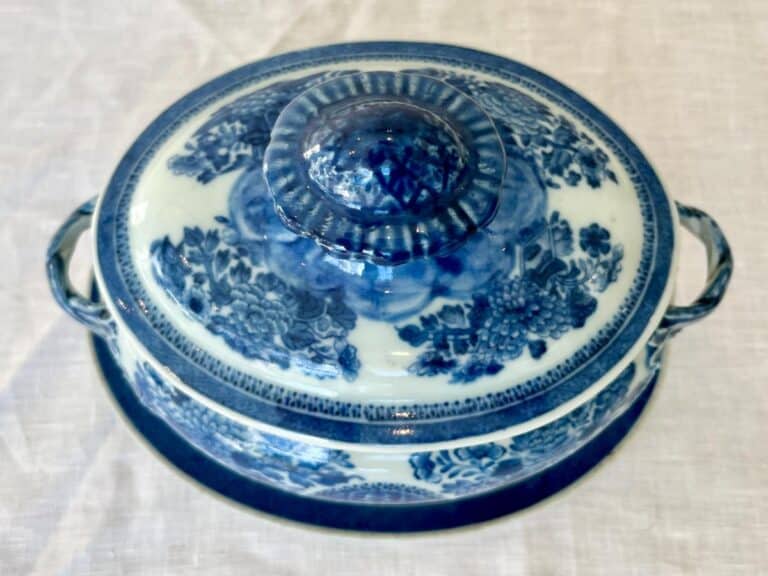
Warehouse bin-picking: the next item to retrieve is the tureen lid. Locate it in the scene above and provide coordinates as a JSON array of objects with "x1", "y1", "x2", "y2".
[{"x1": 95, "y1": 42, "x2": 676, "y2": 444}]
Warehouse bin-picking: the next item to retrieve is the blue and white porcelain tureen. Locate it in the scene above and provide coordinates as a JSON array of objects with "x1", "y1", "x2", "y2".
[{"x1": 47, "y1": 42, "x2": 732, "y2": 531}]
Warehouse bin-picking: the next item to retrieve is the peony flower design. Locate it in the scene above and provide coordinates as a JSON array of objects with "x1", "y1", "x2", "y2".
[
  {"x1": 150, "y1": 231, "x2": 360, "y2": 380},
  {"x1": 156, "y1": 67, "x2": 623, "y2": 383},
  {"x1": 397, "y1": 214, "x2": 622, "y2": 383}
]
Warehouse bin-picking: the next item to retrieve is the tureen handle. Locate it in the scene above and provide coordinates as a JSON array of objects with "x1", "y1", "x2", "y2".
[
  {"x1": 660, "y1": 202, "x2": 733, "y2": 333},
  {"x1": 46, "y1": 198, "x2": 115, "y2": 338}
]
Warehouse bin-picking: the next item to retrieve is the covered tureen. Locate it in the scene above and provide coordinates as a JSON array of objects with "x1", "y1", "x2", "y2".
[{"x1": 47, "y1": 42, "x2": 732, "y2": 531}]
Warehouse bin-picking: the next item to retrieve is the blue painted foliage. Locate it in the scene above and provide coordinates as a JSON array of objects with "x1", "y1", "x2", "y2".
[
  {"x1": 398, "y1": 214, "x2": 623, "y2": 383},
  {"x1": 408, "y1": 362, "x2": 635, "y2": 495},
  {"x1": 408, "y1": 68, "x2": 618, "y2": 190},
  {"x1": 155, "y1": 67, "x2": 623, "y2": 383},
  {"x1": 150, "y1": 221, "x2": 360, "y2": 381},
  {"x1": 133, "y1": 362, "x2": 362, "y2": 490}
]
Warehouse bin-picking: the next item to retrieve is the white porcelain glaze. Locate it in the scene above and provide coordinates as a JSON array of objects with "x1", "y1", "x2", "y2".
[{"x1": 47, "y1": 43, "x2": 732, "y2": 529}]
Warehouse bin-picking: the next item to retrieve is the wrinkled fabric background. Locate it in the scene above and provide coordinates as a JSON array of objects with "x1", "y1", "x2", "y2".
[{"x1": 1, "y1": 1, "x2": 767, "y2": 574}]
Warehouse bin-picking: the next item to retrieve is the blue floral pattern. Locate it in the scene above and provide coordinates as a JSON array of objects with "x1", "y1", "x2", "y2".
[
  {"x1": 169, "y1": 68, "x2": 617, "y2": 194},
  {"x1": 128, "y1": 357, "x2": 640, "y2": 503},
  {"x1": 168, "y1": 71, "x2": 351, "y2": 183},
  {"x1": 150, "y1": 222, "x2": 360, "y2": 380},
  {"x1": 155, "y1": 67, "x2": 624, "y2": 383},
  {"x1": 408, "y1": 68, "x2": 618, "y2": 191},
  {"x1": 132, "y1": 362, "x2": 362, "y2": 491},
  {"x1": 398, "y1": 214, "x2": 623, "y2": 383},
  {"x1": 580, "y1": 222, "x2": 612, "y2": 257},
  {"x1": 408, "y1": 362, "x2": 635, "y2": 495}
]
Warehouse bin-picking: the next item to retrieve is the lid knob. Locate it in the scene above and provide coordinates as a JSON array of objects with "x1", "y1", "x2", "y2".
[{"x1": 264, "y1": 71, "x2": 506, "y2": 266}]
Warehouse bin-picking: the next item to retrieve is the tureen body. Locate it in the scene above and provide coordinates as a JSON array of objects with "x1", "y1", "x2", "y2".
[
  {"x1": 99, "y1": 320, "x2": 663, "y2": 505},
  {"x1": 47, "y1": 43, "x2": 732, "y2": 528}
]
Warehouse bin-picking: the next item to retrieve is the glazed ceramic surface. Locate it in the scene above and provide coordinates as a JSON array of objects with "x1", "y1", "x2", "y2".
[{"x1": 47, "y1": 43, "x2": 732, "y2": 529}]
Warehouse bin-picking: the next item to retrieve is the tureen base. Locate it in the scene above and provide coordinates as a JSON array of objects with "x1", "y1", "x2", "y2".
[{"x1": 90, "y1": 333, "x2": 660, "y2": 533}]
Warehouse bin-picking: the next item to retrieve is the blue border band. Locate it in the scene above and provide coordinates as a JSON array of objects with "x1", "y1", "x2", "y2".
[
  {"x1": 92, "y1": 332, "x2": 658, "y2": 532},
  {"x1": 95, "y1": 42, "x2": 674, "y2": 444}
]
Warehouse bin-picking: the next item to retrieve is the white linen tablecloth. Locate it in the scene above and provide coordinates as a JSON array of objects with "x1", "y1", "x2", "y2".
[{"x1": 1, "y1": 1, "x2": 766, "y2": 574}]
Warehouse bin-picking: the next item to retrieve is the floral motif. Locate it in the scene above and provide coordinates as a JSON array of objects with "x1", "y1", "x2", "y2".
[
  {"x1": 157, "y1": 67, "x2": 624, "y2": 383},
  {"x1": 128, "y1": 356, "x2": 640, "y2": 503},
  {"x1": 407, "y1": 68, "x2": 618, "y2": 191},
  {"x1": 398, "y1": 213, "x2": 624, "y2": 383},
  {"x1": 150, "y1": 220, "x2": 360, "y2": 380},
  {"x1": 580, "y1": 223, "x2": 612, "y2": 257},
  {"x1": 168, "y1": 71, "x2": 350, "y2": 183},
  {"x1": 408, "y1": 362, "x2": 635, "y2": 495},
  {"x1": 409, "y1": 443, "x2": 521, "y2": 495},
  {"x1": 130, "y1": 358, "x2": 637, "y2": 501},
  {"x1": 133, "y1": 362, "x2": 362, "y2": 491}
]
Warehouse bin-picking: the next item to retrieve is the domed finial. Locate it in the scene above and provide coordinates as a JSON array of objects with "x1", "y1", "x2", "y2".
[{"x1": 264, "y1": 71, "x2": 505, "y2": 266}]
